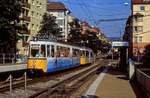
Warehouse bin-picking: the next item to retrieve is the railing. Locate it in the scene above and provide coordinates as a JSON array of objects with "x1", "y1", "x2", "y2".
[
  {"x1": 129, "y1": 59, "x2": 150, "y2": 96},
  {"x1": 136, "y1": 69, "x2": 150, "y2": 96},
  {"x1": 0, "y1": 54, "x2": 16, "y2": 64}
]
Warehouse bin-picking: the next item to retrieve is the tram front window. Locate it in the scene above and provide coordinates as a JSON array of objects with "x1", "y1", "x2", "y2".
[
  {"x1": 30, "y1": 44, "x2": 41, "y2": 57},
  {"x1": 31, "y1": 49, "x2": 39, "y2": 57}
]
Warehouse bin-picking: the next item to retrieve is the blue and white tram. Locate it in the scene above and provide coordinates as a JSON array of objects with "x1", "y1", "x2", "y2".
[{"x1": 27, "y1": 40, "x2": 95, "y2": 73}]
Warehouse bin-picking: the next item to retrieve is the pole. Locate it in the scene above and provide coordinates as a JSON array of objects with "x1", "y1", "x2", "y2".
[
  {"x1": 9, "y1": 75, "x2": 12, "y2": 95},
  {"x1": 3, "y1": 53, "x2": 5, "y2": 64},
  {"x1": 24, "y1": 72, "x2": 27, "y2": 91},
  {"x1": 112, "y1": 48, "x2": 113, "y2": 65}
]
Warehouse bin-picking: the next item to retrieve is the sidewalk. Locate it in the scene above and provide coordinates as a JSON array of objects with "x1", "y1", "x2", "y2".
[{"x1": 95, "y1": 67, "x2": 136, "y2": 98}]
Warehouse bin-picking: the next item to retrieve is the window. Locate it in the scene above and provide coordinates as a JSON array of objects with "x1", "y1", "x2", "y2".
[
  {"x1": 140, "y1": 5, "x2": 145, "y2": 11},
  {"x1": 139, "y1": 36, "x2": 142, "y2": 42},
  {"x1": 58, "y1": 12, "x2": 64, "y2": 17},
  {"x1": 137, "y1": 17, "x2": 143, "y2": 22},
  {"x1": 86, "y1": 51, "x2": 89, "y2": 57},
  {"x1": 135, "y1": 16, "x2": 143, "y2": 22},
  {"x1": 134, "y1": 26, "x2": 143, "y2": 32},
  {"x1": 41, "y1": 45, "x2": 46, "y2": 57},
  {"x1": 30, "y1": 44, "x2": 40, "y2": 57},
  {"x1": 73, "y1": 49, "x2": 80, "y2": 57},
  {"x1": 57, "y1": 19, "x2": 64, "y2": 26},
  {"x1": 134, "y1": 36, "x2": 142, "y2": 43},
  {"x1": 134, "y1": 36, "x2": 138, "y2": 43},
  {"x1": 47, "y1": 45, "x2": 50, "y2": 57},
  {"x1": 51, "y1": 45, "x2": 54, "y2": 57}
]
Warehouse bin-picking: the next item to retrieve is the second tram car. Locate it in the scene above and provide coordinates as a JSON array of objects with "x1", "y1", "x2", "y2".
[{"x1": 27, "y1": 40, "x2": 95, "y2": 73}]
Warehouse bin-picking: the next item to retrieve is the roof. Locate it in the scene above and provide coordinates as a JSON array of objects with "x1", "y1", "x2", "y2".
[
  {"x1": 47, "y1": 2, "x2": 67, "y2": 11},
  {"x1": 133, "y1": 0, "x2": 150, "y2": 4}
]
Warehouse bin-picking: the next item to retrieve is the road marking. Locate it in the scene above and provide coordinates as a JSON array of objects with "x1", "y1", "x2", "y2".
[{"x1": 84, "y1": 67, "x2": 108, "y2": 96}]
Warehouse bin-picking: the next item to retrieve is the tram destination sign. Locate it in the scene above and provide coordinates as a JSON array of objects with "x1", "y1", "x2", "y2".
[{"x1": 112, "y1": 41, "x2": 129, "y2": 47}]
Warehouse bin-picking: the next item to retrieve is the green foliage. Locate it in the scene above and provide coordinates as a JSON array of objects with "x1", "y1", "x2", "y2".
[
  {"x1": 0, "y1": 0, "x2": 21, "y2": 53},
  {"x1": 142, "y1": 44, "x2": 150, "y2": 67},
  {"x1": 68, "y1": 18, "x2": 81, "y2": 43},
  {"x1": 68, "y1": 19, "x2": 110, "y2": 53},
  {"x1": 38, "y1": 13, "x2": 61, "y2": 38}
]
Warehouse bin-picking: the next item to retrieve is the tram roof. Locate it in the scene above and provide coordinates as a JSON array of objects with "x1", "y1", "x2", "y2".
[{"x1": 29, "y1": 40, "x2": 92, "y2": 51}]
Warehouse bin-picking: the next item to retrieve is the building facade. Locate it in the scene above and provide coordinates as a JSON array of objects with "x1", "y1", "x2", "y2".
[
  {"x1": 17, "y1": 0, "x2": 47, "y2": 55},
  {"x1": 131, "y1": 0, "x2": 150, "y2": 59},
  {"x1": 47, "y1": 2, "x2": 70, "y2": 41}
]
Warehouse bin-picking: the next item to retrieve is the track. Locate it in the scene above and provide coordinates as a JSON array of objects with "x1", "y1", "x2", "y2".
[{"x1": 0, "y1": 59, "x2": 108, "y2": 98}]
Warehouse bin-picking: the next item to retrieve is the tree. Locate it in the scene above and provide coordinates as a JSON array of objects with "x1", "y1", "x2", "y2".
[
  {"x1": 0, "y1": 0, "x2": 21, "y2": 53},
  {"x1": 68, "y1": 18, "x2": 81, "y2": 43},
  {"x1": 38, "y1": 13, "x2": 61, "y2": 39}
]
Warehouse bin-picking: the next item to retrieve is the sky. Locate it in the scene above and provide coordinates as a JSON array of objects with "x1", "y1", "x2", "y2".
[{"x1": 49, "y1": 0, "x2": 131, "y2": 38}]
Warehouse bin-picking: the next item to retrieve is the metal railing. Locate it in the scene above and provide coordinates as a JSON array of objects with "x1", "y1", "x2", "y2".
[
  {"x1": 136, "y1": 69, "x2": 150, "y2": 95},
  {"x1": 2, "y1": 72, "x2": 27, "y2": 95},
  {"x1": 129, "y1": 59, "x2": 150, "y2": 96},
  {"x1": 0, "y1": 53, "x2": 16, "y2": 64}
]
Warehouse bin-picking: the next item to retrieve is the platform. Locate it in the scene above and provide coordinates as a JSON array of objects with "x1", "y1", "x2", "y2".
[
  {"x1": 0, "y1": 63, "x2": 26, "y2": 73},
  {"x1": 85, "y1": 66, "x2": 137, "y2": 98}
]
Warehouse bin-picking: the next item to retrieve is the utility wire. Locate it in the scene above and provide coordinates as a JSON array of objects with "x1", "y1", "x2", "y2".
[{"x1": 80, "y1": 0, "x2": 97, "y2": 26}]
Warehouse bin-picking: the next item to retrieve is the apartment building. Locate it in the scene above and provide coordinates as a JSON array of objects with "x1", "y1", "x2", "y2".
[
  {"x1": 17, "y1": 0, "x2": 47, "y2": 55},
  {"x1": 47, "y1": 2, "x2": 70, "y2": 41},
  {"x1": 130, "y1": 0, "x2": 150, "y2": 59}
]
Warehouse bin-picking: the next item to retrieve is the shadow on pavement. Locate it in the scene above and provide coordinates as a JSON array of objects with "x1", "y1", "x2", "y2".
[
  {"x1": 130, "y1": 80, "x2": 149, "y2": 98},
  {"x1": 106, "y1": 66, "x2": 149, "y2": 98}
]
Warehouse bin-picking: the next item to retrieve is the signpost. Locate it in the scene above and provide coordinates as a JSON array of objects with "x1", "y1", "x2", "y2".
[{"x1": 112, "y1": 41, "x2": 129, "y2": 47}]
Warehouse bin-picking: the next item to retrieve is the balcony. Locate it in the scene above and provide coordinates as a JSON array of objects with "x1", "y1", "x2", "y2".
[
  {"x1": 20, "y1": 15, "x2": 30, "y2": 22},
  {"x1": 18, "y1": 28, "x2": 30, "y2": 35}
]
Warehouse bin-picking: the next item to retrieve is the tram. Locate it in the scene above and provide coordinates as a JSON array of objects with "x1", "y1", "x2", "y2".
[{"x1": 27, "y1": 40, "x2": 95, "y2": 73}]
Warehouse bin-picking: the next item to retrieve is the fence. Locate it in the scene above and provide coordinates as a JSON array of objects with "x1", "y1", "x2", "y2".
[{"x1": 0, "y1": 53, "x2": 16, "y2": 64}]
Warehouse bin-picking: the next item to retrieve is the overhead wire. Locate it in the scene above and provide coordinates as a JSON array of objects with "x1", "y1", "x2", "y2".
[
  {"x1": 77, "y1": 0, "x2": 93, "y2": 23},
  {"x1": 80, "y1": 0, "x2": 97, "y2": 26}
]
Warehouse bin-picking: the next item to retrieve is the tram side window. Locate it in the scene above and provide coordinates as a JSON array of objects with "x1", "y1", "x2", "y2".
[
  {"x1": 56, "y1": 46, "x2": 70, "y2": 57},
  {"x1": 73, "y1": 49, "x2": 80, "y2": 57},
  {"x1": 81, "y1": 50, "x2": 85, "y2": 57},
  {"x1": 51, "y1": 45, "x2": 54, "y2": 57},
  {"x1": 56, "y1": 46, "x2": 61, "y2": 57},
  {"x1": 91, "y1": 52, "x2": 93, "y2": 58},
  {"x1": 64, "y1": 48, "x2": 70, "y2": 57},
  {"x1": 73, "y1": 49, "x2": 76, "y2": 57},
  {"x1": 86, "y1": 51, "x2": 89, "y2": 57},
  {"x1": 47, "y1": 45, "x2": 50, "y2": 57},
  {"x1": 76, "y1": 49, "x2": 80, "y2": 57},
  {"x1": 41, "y1": 45, "x2": 46, "y2": 57}
]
